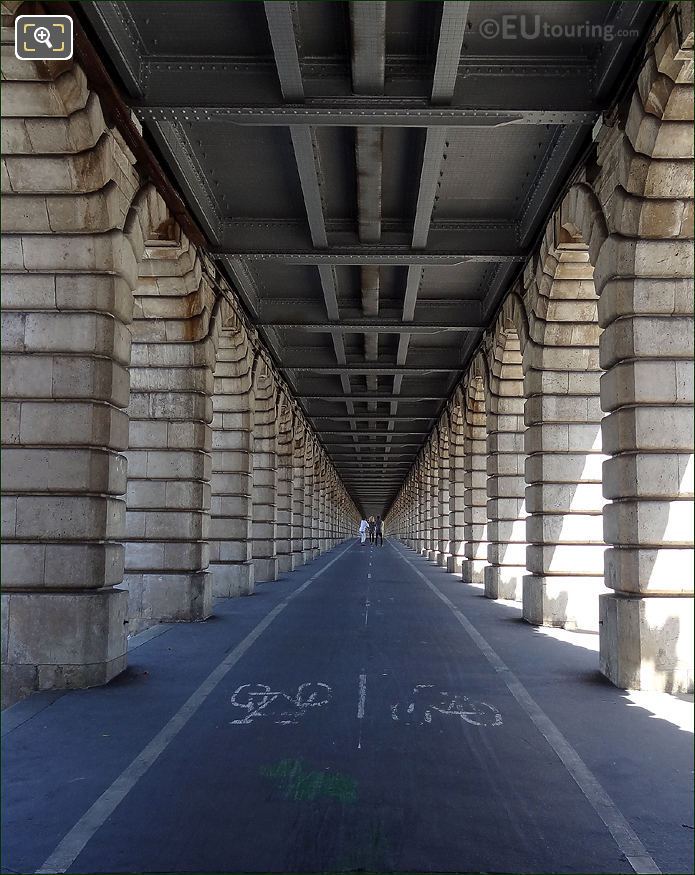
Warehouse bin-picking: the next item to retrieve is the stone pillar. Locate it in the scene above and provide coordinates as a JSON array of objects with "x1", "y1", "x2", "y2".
[
  {"x1": 251, "y1": 366, "x2": 278, "y2": 583},
  {"x1": 408, "y1": 475, "x2": 417, "y2": 548},
  {"x1": 523, "y1": 246, "x2": 607, "y2": 631},
  {"x1": 447, "y1": 400, "x2": 466, "y2": 573},
  {"x1": 1, "y1": 52, "x2": 134, "y2": 704},
  {"x1": 437, "y1": 429, "x2": 451, "y2": 566},
  {"x1": 417, "y1": 461, "x2": 428, "y2": 555},
  {"x1": 276, "y1": 398, "x2": 293, "y2": 574},
  {"x1": 210, "y1": 325, "x2": 254, "y2": 597},
  {"x1": 594, "y1": 8, "x2": 694, "y2": 692},
  {"x1": 428, "y1": 442, "x2": 440, "y2": 562},
  {"x1": 123, "y1": 195, "x2": 213, "y2": 632},
  {"x1": 291, "y1": 426, "x2": 306, "y2": 568},
  {"x1": 328, "y1": 473, "x2": 337, "y2": 547},
  {"x1": 485, "y1": 326, "x2": 527, "y2": 601},
  {"x1": 317, "y1": 458, "x2": 328, "y2": 554},
  {"x1": 303, "y1": 439, "x2": 316, "y2": 563},
  {"x1": 462, "y1": 373, "x2": 488, "y2": 584},
  {"x1": 311, "y1": 451, "x2": 322, "y2": 558}
]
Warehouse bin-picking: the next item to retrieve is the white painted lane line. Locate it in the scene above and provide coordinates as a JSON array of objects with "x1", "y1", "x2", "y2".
[
  {"x1": 367, "y1": 572, "x2": 371, "y2": 579},
  {"x1": 390, "y1": 542, "x2": 661, "y2": 875},
  {"x1": 357, "y1": 671, "x2": 367, "y2": 750},
  {"x1": 357, "y1": 672, "x2": 367, "y2": 720},
  {"x1": 364, "y1": 599, "x2": 370, "y2": 626},
  {"x1": 36, "y1": 543, "x2": 356, "y2": 875}
]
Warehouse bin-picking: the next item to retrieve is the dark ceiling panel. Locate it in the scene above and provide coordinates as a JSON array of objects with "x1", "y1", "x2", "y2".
[
  {"x1": 432, "y1": 128, "x2": 559, "y2": 220},
  {"x1": 190, "y1": 124, "x2": 304, "y2": 220},
  {"x1": 81, "y1": 0, "x2": 657, "y2": 515},
  {"x1": 296, "y1": 1, "x2": 350, "y2": 59},
  {"x1": 418, "y1": 264, "x2": 492, "y2": 302},
  {"x1": 129, "y1": 1, "x2": 273, "y2": 56}
]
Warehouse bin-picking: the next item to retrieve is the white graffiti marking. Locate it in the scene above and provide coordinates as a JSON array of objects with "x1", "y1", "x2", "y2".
[
  {"x1": 391, "y1": 684, "x2": 502, "y2": 727},
  {"x1": 230, "y1": 682, "x2": 331, "y2": 725}
]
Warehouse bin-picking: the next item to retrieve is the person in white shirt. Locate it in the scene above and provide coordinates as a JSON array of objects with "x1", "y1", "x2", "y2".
[{"x1": 358, "y1": 518, "x2": 369, "y2": 545}]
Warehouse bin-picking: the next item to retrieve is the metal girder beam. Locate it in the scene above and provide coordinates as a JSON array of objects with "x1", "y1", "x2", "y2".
[
  {"x1": 322, "y1": 431, "x2": 429, "y2": 437},
  {"x1": 392, "y1": 1, "x2": 470, "y2": 437},
  {"x1": 350, "y1": 1, "x2": 386, "y2": 414},
  {"x1": 331, "y1": 453, "x2": 413, "y2": 468},
  {"x1": 263, "y1": 321, "x2": 480, "y2": 333},
  {"x1": 217, "y1": 218, "x2": 520, "y2": 249},
  {"x1": 340, "y1": 478, "x2": 410, "y2": 482},
  {"x1": 136, "y1": 53, "x2": 598, "y2": 86},
  {"x1": 265, "y1": 0, "x2": 361, "y2": 433},
  {"x1": 134, "y1": 104, "x2": 597, "y2": 127},
  {"x1": 311, "y1": 416, "x2": 434, "y2": 422},
  {"x1": 324, "y1": 442, "x2": 422, "y2": 448},
  {"x1": 298, "y1": 393, "x2": 442, "y2": 400},
  {"x1": 431, "y1": 2, "x2": 470, "y2": 104},
  {"x1": 212, "y1": 249, "x2": 522, "y2": 265},
  {"x1": 333, "y1": 459, "x2": 412, "y2": 471},
  {"x1": 284, "y1": 365, "x2": 459, "y2": 374}
]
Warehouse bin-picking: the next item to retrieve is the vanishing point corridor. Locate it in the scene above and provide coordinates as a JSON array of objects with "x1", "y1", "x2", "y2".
[
  {"x1": 4, "y1": 540, "x2": 692, "y2": 874},
  {"x1": 1, "y1": 0, "x2": 694, "y2": 872}
]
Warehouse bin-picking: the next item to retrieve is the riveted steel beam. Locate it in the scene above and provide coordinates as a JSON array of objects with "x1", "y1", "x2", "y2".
[
  {"x1": 214, "y1": 249, "x2": 522, "y2": 264},
  {"x1": 133, "y1": 104, "x2": 597, "y2": 127}
]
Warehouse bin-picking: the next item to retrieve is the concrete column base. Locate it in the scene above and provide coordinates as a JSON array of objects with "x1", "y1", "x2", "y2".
[
  {"x1": 253, "y1": 557, "x2": 278, "y2": 584},
  {"x1": 436, "y1": 552, "x2": 449, "y2": 567},
  {"x1": 290, "y1": 552, "x2": 304, "y2": 570},
  {"x1": 523, "y1": 575, "x2": 608, "y2": 632},
  {"x1": 461, "y1": 558, "x2": 486, "y2": 584},
  {"x1": 600, "y1": 594, "x2": 694, "y2": 693},
  {"x1": 277, "y1": 554, "x2": 292, "y2": 574},
  {"x1": 211, "y1": 562, "x2": 254, "y2": 598},
  {"x1": 302, "y1": 549, "x2": 313, "y2": 564},
  {"x1": 1, "y1": 589, "x2": 128, "y2": 708},
  {"x1": 427, "y1": 550, "x2": 437, "y2": 562},
  {"x1": 122, "y1": 572, "x2": 212, "y2": 634},
  {"x1": 484, "y1": 565, "x2": 524, "y2": 601},
  {"x1": 446, "y1": 555, "x2": 463, "y2": 574}
]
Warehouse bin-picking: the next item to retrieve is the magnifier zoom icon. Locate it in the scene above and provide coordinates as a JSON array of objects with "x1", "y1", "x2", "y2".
[{"x1": 34, "y1": 26, "x2": 53, "y2": 48}]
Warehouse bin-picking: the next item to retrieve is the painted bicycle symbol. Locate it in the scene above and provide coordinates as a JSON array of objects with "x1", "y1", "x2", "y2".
[
  {"x1": 230, "y1": 682, "x2": 332, "y2": 725},
  {"x1": 391, "y1": 684, "x2": 502, "y2": 727}
]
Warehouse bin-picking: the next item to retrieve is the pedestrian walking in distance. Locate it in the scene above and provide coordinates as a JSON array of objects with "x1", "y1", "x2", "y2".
[
  {"x1": 375, "y1": 515, "x2": 384, "y2": 546},
  {"x1": 368, "y1": 516, "x2": 376, "y2": 543},
  {"x1": 359, "y1": 518, "x2": 369, "y2": 545}
]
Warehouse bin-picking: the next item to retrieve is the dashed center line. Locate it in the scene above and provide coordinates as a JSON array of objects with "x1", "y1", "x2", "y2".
[{"x1": 357, "y1": 671, "x2": 367, "y2": 750}]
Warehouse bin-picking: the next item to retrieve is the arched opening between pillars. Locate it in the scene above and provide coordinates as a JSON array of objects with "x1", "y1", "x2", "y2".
[
  {"x1": 210, "y1": 321, "x2": 255, "y2": 597},
  {"x1": 426, "y1": 437, "x2": 440, "y2": 562},
  {"x1": 485, "y1": 315, "x2": 527, "y2": 601},
  {"x1": 436, "y1": 425, "x2": 451, "y2": 567},
  {"x1": 291, "y1": 426, "x2": 307, "y2": 569},
  {"x1": 251, "y1": 356, "x2": 279, "y2": 584},
  {"x1": 123, "y1": 186, "x2": 214, "y2": 632},
  {"x1": 417, "y1": 454, "x2": 432, "y2": 557},
  {"x1": 446, "y1": 393, "x2": 466, "y2": 574},
  {"x1": 461, "y1": 364, "x2": 488, "y2": 585},
  {"x1": 276, "y1": 395, "x2": 294, "y2": 574},
  {"x1": 523, "y1": 223, "x2": 607, "y2": 631}
]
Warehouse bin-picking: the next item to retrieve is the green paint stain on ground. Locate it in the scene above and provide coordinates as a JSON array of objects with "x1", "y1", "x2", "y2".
[{"x1": 260, "y1": 758, "x2": 358, "y2": 803}]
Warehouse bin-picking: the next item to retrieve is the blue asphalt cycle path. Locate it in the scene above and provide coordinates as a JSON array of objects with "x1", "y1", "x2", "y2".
[{"x1": 2, "y1": 540, "x2": 693, "y2": 874}]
